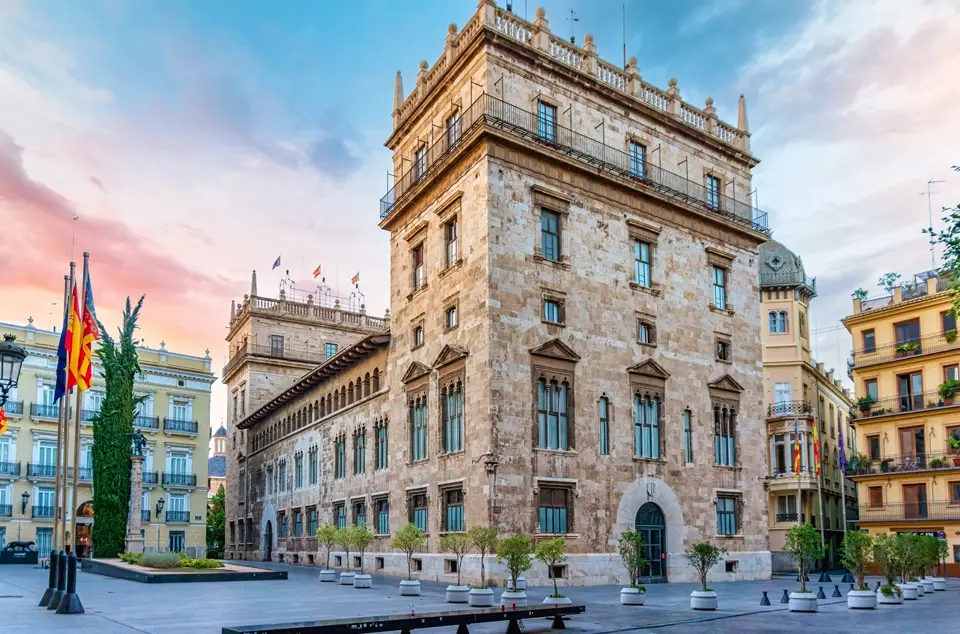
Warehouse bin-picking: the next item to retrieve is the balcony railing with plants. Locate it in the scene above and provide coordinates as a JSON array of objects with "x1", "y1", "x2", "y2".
[
  {"x1": 134, "y1": 415, "x2": 160, "y2": 430},
  {"x1": 27, "y1": 463, "x2": 56, "y2": 478},
  {"x1": 162, "y1": 472, "x2": 197, "y2": 487},
  {"x1": 858, "y1": 501, "x2": 960, "y2": 522},
  {"x1": 853, "y1": 389, "x2": 960, "y2": 419},
  {"x1": 0, "y1": 461, "x2": 20, "y2": 476},
  {"x1": 166, "y1": 510, "x2": 190, "y2": 523},
  {"x1": 766, "y1": 400, "x2": 813, "y2": 418},
  {"x1": 846, "y1": 451, "x2": 960, "y2": 476},
  {"x1": 32, "y1": 505, "x2": 54, "y2": 518},
  {"x1": 380, "y1": 93, "x2": 770, "y2": 235},
  {"x1": 163, "y1": 418, "x2": 198, "y2": 434},
  {"x1": 850, "y1": 330, "x2": 960, "y2": 369}
]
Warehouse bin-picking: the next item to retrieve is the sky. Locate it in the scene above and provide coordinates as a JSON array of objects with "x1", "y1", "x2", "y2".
[{"x1": 1, "y1": 0, "x2": 959, "y2": 427}]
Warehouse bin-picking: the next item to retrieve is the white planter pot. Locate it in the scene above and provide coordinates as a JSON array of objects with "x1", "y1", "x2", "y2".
[
  {"x1": 789, "y1": 592, "x2": 818, "y2": 613},
  {"x1": 690, "y1": 590, "x2": 718, "y2": 611},
  {"x1": 877, "y1": 587, "x2": 903, "y2": 605},
  {"x1": 543, "y1": 596, "x2": 572, "y2": 605},
  {"x1": 468, "y1": 588, "x2": 495, "y2": 607},
  {"x1": 896, "y1": 582, "x2": 918, "y2": 600},
  {"x1": 339, "y1": 572, "x2": 356, "y2": 586},
  {"x1": 920, "y1": 579, "x2": 934, "y2": 593},
  {"x1": 620, "y1": 588, "x2": 646, "y2": 606},
  {"x1": 511, "y1": 576, "x2": 527, "y2": 590},
  {"x1": 500, "y1": 590, "x2": 527, "y2": 607},
  {"x1": 445, "y1": 585, "x2": 470, "y2": 603},
  {"x1": 847, "y1": 589, "x2": 877, "y2": 610},
  {"x1": 354, "y1": 574, "x2": 372, "y2": 589},
  {"x1": 399, "y1": 579, "x2": 421, "y2": 596},
  {"x1": 931, "y1": 577, "x2": 946, "y2": 591},
  {"x1": 319, "y1": 569, "x2": 337, "y2": 582}
]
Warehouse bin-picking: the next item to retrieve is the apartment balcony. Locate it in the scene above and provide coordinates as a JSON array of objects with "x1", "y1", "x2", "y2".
[
  {"x1": 27, "y1": 463, "x2": 56, "y2": 479},
  {"x1": 858, "y1": 501, "x2": 960, "y2": 523},
  {"x1": 166, "y1": 510, "x2": 190, "y2": 523},
  {"x1": 3, "y1": 400, "x2": 23, "y2": 417},
  {"x1": 850, "y1": 330, "x2": 960, "y2": 370},
  {"x1": 134, "y1": 415, "x2": 160, "y2": 430},
  {"x1": 0, "y1": 461, "x2": 20, "y2": 477},
  {"x1": 847, "y1": 452, "x2": 960, "y2": 479},
  {"x1": 0, "y1": 504, "x2": 12, "y2": 517},
  {"x1": 30, "y1": 403, "x2": 67, "y2": 421},
  {"x1": 855, "y1": 390, "x2": 959, "y2": 420},
  {"x1": 162, "y1": 472, "x2": 197, "y2": 487},
  {"x1": 141, "y1": 509, "x2": 151, "y2": 522},
  {"x1": 379, "y1": 94, "x2": 770, "y2": 235},
  {"x1": 80, "y1": 408, "x2": 98, "y2": 423},
  {"x1": 766, "y1": 468, "x2": 818, "y2": 493},
  {"x1": 32, "y1": 505, "x2": 54, "y2": 519},
  {"x1": 766, "y1": 400, "x2": 813, "y2": 419},
  {"x1": 143, "y1": 471, "x2": 159, "y2": 486},
  {"x1": 773, "y1": 512, "x2": 806, "y2": 524},
  {"x1": 163, "y1": 418, "x2": 198, "y2": 435},
  {"x1": 852, "y1": 275, "x2": 950, "y2": 315}
]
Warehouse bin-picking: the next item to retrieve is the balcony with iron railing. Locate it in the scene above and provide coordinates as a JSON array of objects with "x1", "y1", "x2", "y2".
[
  {"x1": 163, "y1": 418, "x2": 198, "y2": 435},
  {"x1": 162, "y1": 472, "x2": 197, "y2": 487},
  {"x1": 141, "y1": 509, "x2": 151, "y2": 522},
  {"x1": 3, "y1": 400, "x2": 23, "y2": 416},
  {"x1": 166, "y1": 510, "x2": 190, "y2": 523},
  {"x1": 80, "y1": 409, "x2": 98, "y2": 423},
  {"x1": 855, "y1": 390, "x2": 960, "y2": 420},
  {"x1": 847, "y1": 452, "x2": 960, "y2": 477},
  {"x1": 30, "y1": 403, "x2": 69, "y2": 420},
  {"x1": 143, "y1": 471, "x2": 159, "y2": 486},
  {"x1": 766, "y1": 400, "x2": 813, "y2": 418},
  {"x1": 32, "y1": 505, "x2": 54, "y2": 519},
  {"x1": 858, "y1": 501, "x2": 960, "y2": 522},
  {"x1": 134, "y1": 415, "x2": 160, "y2": 430},
  {"x1": 0, "y1": 504, "x2": 11, "y2": 517},
  {"x1": 850, "y1": 330, "x2": 960, "y2": 369},
  {"x1": 0, "y1": 461, "x2": 20, "y2": 477},
  {"x1": 774, "y1": 512, "x2": 805, "y2": 523},
  {"x1": 380, "y1": 93, "x2": 770, "y2": 236},
  {"x1": 27, "y1": 463, "x2": 56, "y2": 479}
]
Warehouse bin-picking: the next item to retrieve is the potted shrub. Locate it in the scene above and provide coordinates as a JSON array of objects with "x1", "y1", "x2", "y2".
[
  {"x1": 440, "y1": 532, "x2": 471, "y2": 603},
  {"x1": 929, "y1": 457, "x2": 945, "y2": 468},
  {"x1": 352, "y1": 526, "x2": 374, "y2": 589},
  {"x1": 891, "y1": 534, "x2": 919, "y2": 600},
  {"x1": 535, "y1": 537, "x2": 571, "y2": 605},
  {"x1": 856, "y1": 396, "x2": 874, "y2": 414},
  {"x1": 315, "y1": 524, "x2": 338, "y2": 582},
  {"x1": 840, "y1": 531, "x2": 875, "y2": 609},
  {"x1": 335, "y1": 527, "x2": 356, "y2": 586},
  {"x1": 895, "y1": 341, "x2": 920, "y2": 357},
  {"x1": 683, "y1": 542, "x2": 726, "y2": 611},
  {"x1": 938, "y1": 379, "x2": 960, "y2": 405},
  {"x1": 948, "y1": 436, "x2": 960, "y2": 466},
  {"x1": 872, "y1": 534, "x2": 903, "y2": 605},
  {"x1": 497, "y1": 536, "x2": 532, "y2": 607},
  {"x1": 783, "y1": 523, "x2": 824, "y2": 612},
  {"x1": 929, "y1": 537, "x2": 948, "y2": 591},
  {"x1": 466, "y1": 526, "x2": 498, "y2": 607},
  {"x1": 617, "y1": 531, "x2": 647, "y2": 606},
  {"x1": 391, "y1": 523, "x2": 426, "y2": 596}
]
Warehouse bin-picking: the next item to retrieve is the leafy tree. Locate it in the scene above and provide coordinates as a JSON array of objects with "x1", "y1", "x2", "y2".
[
  {"x1": 390, "y1": 523, "x2": 426, "y2": 580},
  {"x1": 315, "y1": 524, "x2": 337, "y2": 569},
  {"x1": 683, "y1": 542, "x2": 726, "y2": 592},
  {"x1": 92, "y1": 296, "x2": 145, "y2": 558},
  {"x1": 878, "y1": 272, "x2": 901, "y2": 295},
  {"x1": 206, "y1": 484, "x2": 225, "y2": 558},
  {"x1": 926, "y1": 199, "x2": 960, "y2": 316},
  {"x1": 617, "y1": 531, "x2": 646, "y2": 589},
  {"x1": 851, "y1": 287, "x2": 869, "y2": 301},
  {"x1": 872, "y1": 533, "x2": 899, "y2": 593},
  {"x1": 783, "y1": 524, "x2": 824, "y2": 592},
  {"x1": 497, "y1": 536, "x2": 532, "y2": 590},
  {"x1": 534, "y1": 537, "x2": 567, "y2": 597},
  {"x1": 467, "y1": 526, "x2": 498, "y2": 588},
  {"x1": 840, "y1": 531, "x2": 872, "y2": 590},
  {"x1": 439, "y1": 532, "x2": 472, "y2": 587},
  {"x1": 335, "y1": 527, "x2": 355, "y2": 571},
  {"x1": 352, "y1": 526, "x2": 374, "y2": 574}
]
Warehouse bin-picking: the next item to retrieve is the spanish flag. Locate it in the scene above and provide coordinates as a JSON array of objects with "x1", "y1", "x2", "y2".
[
  {"x1": 793, "y1": 418, "x2": 802, "y2": 475},
  {"x1": 64, "y1": 283, "x2": 82, "y2": 393},
  {"x1": 76, "y1": 272, "x2": 99, "y2": 391},
  {"x1": 812, "y1": 418, "x2": 822, "y2": 477}
]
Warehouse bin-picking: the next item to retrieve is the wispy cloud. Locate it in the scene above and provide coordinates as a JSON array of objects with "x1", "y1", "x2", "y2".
[{"x1": 678, "y1": 0, "x2": 743, "y2": 35}]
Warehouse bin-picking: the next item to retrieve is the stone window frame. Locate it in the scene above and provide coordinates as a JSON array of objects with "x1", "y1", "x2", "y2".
[
  {"x1": 439, "y1": 481, "x2": 466, "y2": 533},
  {"x1": 704, "y1": 170, "x2": 722, "y2": 211},
  {"x1": 706, "y1": 247, "x2": 735, "y2": 315},
  {"x1": 436, "y1": 194, "x2": 463, "y2": 274},
  {"x1": 715, "y1": 490, "x2": 743, "y2": 537},
  {"x1": 443, "y1": 294, "x2": 459, "y2": 332},
  {"x1": 334, "y1": 432, "x2": 347, "y2": 480},
  {"x1": 333, "y1": 500, "x2": 347, "y2": 529},
  {"x1": 715, "y1": 332, "x2": 732, "y2": 364},
  {"x1": 712, "y1": 398, "x2": 739, "y2": 468},
  {"x1": 293, "y1": 507, "x2": 304, "y2": 537},
  {"x1": 353, "y1": 426, "x2": 366, "y2": 475},
  {"x1": 625, "y1": 135, "x2": 648, "y2": 180},
  {"x1": 532, "y1": 94, "x2": 560, "y2": 144},
  {"x1": 534, "y1": 478, "x2": 577, "y2": 536},
  {"x1": 438, "y1": 370, "x2": 465, "y2": 456},
  {"x1": 372, "y1": 493, "x2": 390, "y2": 536},
  {"x1": 636, "y1": 311, "x2": 657, "y2": 348},
  {"x1": 410, "y1": 238, "x2": 427, "y2": 296},
  {"x1": 532, "y1": 186, "x2": 572, "y2": 270},
  {"x1": 374, "y1": 417, "x2": 390, "y2": 471},
  {"x1": 598, "y1": 393, "x2": 611, "y2": 456},
  {"x1": 407, "y1": 487, "x2": 430, "y2": 534},
  {"x1": 352, "y1": 496, "x2": 367, "y2": 528},
  {"x1": 411, "y1": 317, "x2": 425, "y2": 351},
  {"x1": 307, "y1": 505, "x2": 318, "y2": 536},
  {"x1": 627, "y1": 218, "x2": 662, "y2": 296},
  {"x1": 629, "y1": 368, "x2": 666, "y2": 462},
  {"x1": 530, "y1": 340, "x2": 580, "y2": 453},
  {"x1": 404, "y1": 368, "x2": 430, "y2": 465},
  {"x1": 542, "y1": 287, "x2": 567, "y2": 327}
]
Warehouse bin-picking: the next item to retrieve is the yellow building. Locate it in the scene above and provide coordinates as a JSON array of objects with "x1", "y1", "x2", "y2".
[
  {"x1": 843, "y1": 272, "x2": 960, "y2": 576},
  {"x1": 0, "y1": 318, "x2": 215, "y2": 557},
  {"x1": 760, "y1": 241, "x2": 857, "y2": 570}
]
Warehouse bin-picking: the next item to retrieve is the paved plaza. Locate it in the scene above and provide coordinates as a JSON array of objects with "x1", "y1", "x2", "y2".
[{"x1": 0, "y1": 562, "x2": 956, "y2": 634}]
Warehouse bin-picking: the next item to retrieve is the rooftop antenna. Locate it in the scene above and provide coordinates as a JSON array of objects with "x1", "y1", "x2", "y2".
[
  {"x1": 921, "y1": 178, "x2": 944, "y2": 269},
  {"x1": 622, "y1": 4, "x2": 627, "y2": 69},
  {"x1": 567, "y1": 8, "x2": 579, "y2": 44}
]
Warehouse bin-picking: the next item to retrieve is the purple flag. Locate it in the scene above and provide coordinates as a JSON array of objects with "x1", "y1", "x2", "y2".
[{"x1": 838, "y1": 420, "x2": 847, "y2": 473}]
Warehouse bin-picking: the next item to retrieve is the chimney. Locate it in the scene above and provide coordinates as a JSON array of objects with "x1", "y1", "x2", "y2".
[
  {"x1": 250, "y1": 270, "x2": 258, "y2": 297},
  {"x1": 737, "y1": 94, "x2": 749, "y2": 132},
  {"x1": 392, "y1": 71, "x2": 404, "y2": 128}
]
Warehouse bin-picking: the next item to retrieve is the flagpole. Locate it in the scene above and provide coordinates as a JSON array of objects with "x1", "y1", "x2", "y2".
[
  {"x1": 795, "y1": 416, "x2": 801, "y2": 523},
  {"x1": 52, "y1": 273, "x2": 71, "y2": 553},
  {"x1": 60, "y1": 264, "x2": 76, "y2": 553},
  {"x1": 69, "y1": 252, "x2": 90, "y2": 553}
]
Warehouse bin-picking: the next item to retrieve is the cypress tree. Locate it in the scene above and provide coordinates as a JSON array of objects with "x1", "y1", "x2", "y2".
[{"x1": 91, "y1": 297, "x2": 144, "y2": 558}]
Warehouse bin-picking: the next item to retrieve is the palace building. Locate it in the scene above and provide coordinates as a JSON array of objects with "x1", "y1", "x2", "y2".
[{"x1": 224, "y1": 0, "x2": 773, "y2": 584}]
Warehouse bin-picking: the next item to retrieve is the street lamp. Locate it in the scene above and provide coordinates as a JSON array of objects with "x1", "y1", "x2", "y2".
[
  {"x1": 0, "y1": 334, "x2": 27, "y2": 407},
  {"x1": 155, "y1": 498, "x2": 165, "y2": 551},
  {"x1": 21, "y1": 491, "x2": 30, "y2": 515}
]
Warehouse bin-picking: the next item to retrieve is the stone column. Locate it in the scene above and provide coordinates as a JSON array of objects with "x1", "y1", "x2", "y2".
[{"x1": 125, "y1": 455, "x2": 145, "y2": 554}]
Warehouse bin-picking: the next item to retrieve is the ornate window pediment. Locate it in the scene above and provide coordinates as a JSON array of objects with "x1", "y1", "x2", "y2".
[
  {"x1": 708, "y1": 374, "x2": 745, "y2": 395},
  {"x1": 401, "y1": 361, "x2": 431, "y2": 385},
  {"x1": 432, "y1": 344, "x2": 468, "y2": 370},
  {"x1": 529, "y1": 338, "x2": 581, "y2": 362},
  {"x1": 626, "y1": 358, "x2": 670, "y2": 381}
]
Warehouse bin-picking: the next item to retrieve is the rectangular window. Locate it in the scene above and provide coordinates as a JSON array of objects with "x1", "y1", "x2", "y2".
[
  {"x1": 598, "y1": 397, "x2": 609, "y2": 456},
  {"x1": 354, "y1": 430, "x2": 366, "y2": 475},
  {"x1": 308, "y1": 448, "x2": 318, "y2": 485},
  {"x1": 537, "y1": 377, "x2": 570, "y2": 451},
  {"x1": 443, "y1": 489, "x2": 464, "y2": 532},
  {"x1": 543, "y1": 299, "x2": 563, "y2": 325},
  {"x1": 446, "y1": 112, "x2": 461, "y2": 149},
  {"x1": 944, "y1": 365, "x2": 959, "y2": 383},
  {"x1": 294, "y1": 454, "x2": 303, "y2": 488},
  {"x1": 864, "y1": 379, "x2": 878, "y2": 403},
  {"x1": 712, "y1": 266, "x2": 727, "y2": 309},
  {"x1": 444, "y1": 305, "x2": 458, "y2": 330},
  {"x1": 334, "y1": 504, "x2": 346, "y2": 529},
  {"x1": 638, "y1": 320, "x2": 654, "y2": 345},
  {"x1": 629, "y1": 141, "x2": 646, "y2": 179},
  {"x1": 538, "y1": 487, "x2": 570, "y2": 534},
  {"x1": 943, "y1": 310, "x2": 957, "y2": 334},
  {"x1": 895, "y1": 318, "x2": 921, "y2": 347},
  {"x1": 862, "y1": 329, "x2": 876, "y2": 353},
  {"x1": 897, "y1": 371, "x2": 924, "y2": 412},
  {"x1": 335, "y1": 437, "x2": 346, "y2": 479},
  {"x1": 410, "y1": 493, "x2": 428, "y2": 532},
  {"x1": 706, "y1": 175, "x2": 720, "y2": 210},
  {"x1": 277, "y1": 460, "x2": 286, "y2": 492},
  {"x1": 413, "y1": 325, "x2": 424, "y2": 348},
  {"x1": 324, "y1": 343, "x2": 338, "y2": 360},
  {"x1": 294, "y1": 510, "x2": 303, "y2": 537},
  {"x1": 269, "y1": 334, "x2": 284, "y2": 357},
  {"x1": 903, "y1": 483, "x2": 928, "y2": 519},
  {"x1": 716, "y1": 496, "x2": 738, "y2": 535},
  {"x1": 714, "y1": 405, "x2": 737, "y2": 466},
  {"x1": 537, "y1": 101, "x2": 557, "y2": 143},
  {"x1": 353, "y1": 501, "x2": 366, "y2": 528},
  {"x1": 376, "y1": 499, "x2": 390, "y2": 534},
  {"x1": 376, "y1": 424, "x2": 389, "y2": 470},
  {"x1": 950, "y1": 482, "x2": 960, "y2": 504},
  {"x1": 35, "y1": 528, "x2": 52, "y2": 556},
  {"x1": 308, "y1": 507, "x2": 318, "y2": 535},
  {"x1": 278, "y1": 513, "x2": 288, "y2": 538},
  {"x1": 633, "y1": 394, "x2": 660, "y2": 459},
  {"x1": 445, "y1": 219, "x2": 458, "y2": 268},
  {"x1": 716, "y1": 338, "x2": 731, "y2": 362},
  {"x1": 442, "y1": 381, "x2": 464, "y2": 453},
  {"x1": 540, "y1": 210, "x2": 561, "y2": 262},
  {"x1": 634, "y1": 240, "x2": 651, "y2": 287},
  {"x1": 414, "y1": 145, "x2": 426, "y2": 180},
  {"x1": 410, "y1": 397, "x2": 428, "y2": 461},
  {"x1": 412, "y1": 244, "x2": 425, "y2": 290},
  {"x1": 682, "y1": 410, "x2": 693, "y2": 463},
  {"x1": 868, "y1": 486, "x2": 883, "y2": 507}
]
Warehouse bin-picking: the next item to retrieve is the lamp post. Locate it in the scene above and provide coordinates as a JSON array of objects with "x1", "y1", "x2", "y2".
[
  {"x1": 19, "y1": 492, "x2": 30, "y2": 541},
  {"x1": 155, "y1": 498, "x2": 165, "y2": 551},
  {"x1": 0, "y1": 334, "x2": 27, "y2": 408}
]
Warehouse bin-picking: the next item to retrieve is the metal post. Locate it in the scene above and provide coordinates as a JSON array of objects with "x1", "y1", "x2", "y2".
[
  {"x1": 69, "y1": 255, "x2": 89, "y2": 555},
  {"x1": 55, "y1": 549, "x2": 84, "y2": 614},
  {"x1": 48, "y1": 549, "x2": 66, "y2": 610}
]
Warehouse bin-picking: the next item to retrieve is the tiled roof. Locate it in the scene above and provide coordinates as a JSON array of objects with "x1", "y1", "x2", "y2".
[
  {"x1": 213, "y1": 425, "x2": 228, "y2": 437},
  {"x1": 208, "y1": 455, "x2": 227, "y2": 478}
]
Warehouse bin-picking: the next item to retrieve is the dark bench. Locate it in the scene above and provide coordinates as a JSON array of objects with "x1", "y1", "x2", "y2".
[{"x1": 222, "y1": 604, "x2": 586, "y2": 634}]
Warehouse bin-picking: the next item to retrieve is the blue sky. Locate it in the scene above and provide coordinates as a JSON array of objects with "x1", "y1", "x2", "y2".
[{"x1": 1, "y1": 0, "x2": 959, "y2": 425}]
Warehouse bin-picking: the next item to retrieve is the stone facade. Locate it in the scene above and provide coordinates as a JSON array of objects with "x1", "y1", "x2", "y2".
[{"x1": 225, "y1": 0, "x2": 774, "y2": 585}]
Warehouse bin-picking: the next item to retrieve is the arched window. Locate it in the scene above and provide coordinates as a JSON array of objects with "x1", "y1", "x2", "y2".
[
  {"x1": 768, "y1": 311, "x2": 778, "y2": 333},
  {"x1": 769, "y1": 311, "x2": 788, "y2": 333},
  {"x1": 713, "y1": 404, "x2": 736, "y2": 466},
  {"x1": 340, "y1": 386, "x2": 347, "y2": 408},
  {"x1": 372, "y1": 369, "x2": 381, "y2": 392},
  {"x1": 320, "y1": 397, "x2": 326, "y2": 418},
  {"x1": 356, "y1": 376, "x2": 363, "y2": 401},
  {"x1": 314, "y1": 400, "x2": 319, "y2": 421},
  {"x1": 348, "y1": 381, "x2": 355, "y2": 405},
  {"x1": 633, "y1": 391, "x2": 660, "y2": 459},
  {"x1": 536, "y1": 377, "x2": 569, "y2": 450},
  {"x1": 364, "y1": 373, "x2": 371, "y2": 398},
  {"x1": 441, "y1": 379, "x2": 464, "y2": 453},
  {"x1": 778, "y1": 311, "x2": 788, "y2": 333},
  {"x1": 333, "y1": 391, "x2": 339, "y2": 410},
  {"x1": 410, "y1": 396, "x2": 428, "y2": 461}
]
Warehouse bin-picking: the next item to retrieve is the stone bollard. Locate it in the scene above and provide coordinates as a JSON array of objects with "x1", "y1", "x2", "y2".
[
  {"x1": 832, "y1": 585, "x2": 842, "y2": 598},
  {"x1": 780, "y1": 589, "x2": 790, "y2": 604},
  {"x1": 818, "y1": 571, "x2": 832, "y2": 583},
  {"x1": 760, "y1": 591, "x2": 771, "y2": 606},
  {"x1": 816, "y1": 586, "x2": 826, "y2": 600}
]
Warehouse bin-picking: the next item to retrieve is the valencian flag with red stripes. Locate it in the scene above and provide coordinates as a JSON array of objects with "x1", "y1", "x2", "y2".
[
  {"x1": 64, "y1": 282, "x2": 82, "y2": 392},
  {"x1": 76, "y1": 272, "x2": 100, "y2": 390},
  {"x1": 793, "y1": 417, "x2": 802, "y2": 475},
  {"x1": 812, "y1": 418, "x2": 822, "y2": 476},
  {"x1": 0, "y1": 406, "x2": 8, "y2": 437}
]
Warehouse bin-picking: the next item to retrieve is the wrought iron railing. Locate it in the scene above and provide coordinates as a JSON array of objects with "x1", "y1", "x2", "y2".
[
  {"x1": 851, "y1": 330, "x2": 960, "y2": 368},
  {"x1": 134, "y1": 415, "x2": 160, "y2": 430},
  {"x1": 32, "y1": 505, "x2": 54, "y2": 518},
  {"x1": 380, "y1": 94, "x2": 770, "y2": 235},
  {"x1": 774, "y1": 512, "x2": 802, "y2": 523},
  {"x1": 860, "y1": 295, "x2": 893, "y2": 311},
  {"x1": 164, "y1": 418, "x2": 198, "y2": 434},
  {"x1": 162, "y1": 472, "x2": 197, "y2": 487},
  {"x1": 766, "y1": 400, "x2": 813, "y2": 417},
  {"x1": 143, "y1": 472, "x2": 159, "y2": 485},
  {"x1": 166, "y1": 510, "x2": 190, "y2": 523},
  {"x1": 768, "y1": 468, "x2": 816, "y2": 479},
  {"x1": 0, "y1": 461, "x2": 20, "y2": 476},
  {"x1": 3, "y1": 400, "x2": 23, "y2": 415},
  {"x1": 901, "y1": 282, "x2": 928, "y2": 301},
  {"x1": 30, "y1": 403, "x2": 62, "y2": 419},
  {"x1": 855, "y1": 390, "x2": 957, "y2": 419},
  {"x1": 847, "y1": 452, "x2": 960, "y2": 476},
  {"x1": 27, "y1": 463, "x2": 56, "y2": 478},
  {"x1": 858, "y1": 501, "x2": 960, "y2": 522},
  {"x1": 141, "y1": 509, "x2": 151, "y2": 522},
  {"x1": 0, "y1": 504, "x2": 11, "y2": 517}
]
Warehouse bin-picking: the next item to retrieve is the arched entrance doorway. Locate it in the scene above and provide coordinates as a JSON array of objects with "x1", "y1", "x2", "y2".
[
  {"x1": 264, "y1": 520, "x2": 273, "y2": 562},
  {"x1": 635, "y1": 502, "x2": 666, "y2": 583},
  {"x1": 76, "y1": 501, "x2": 94, "y2": 558}
]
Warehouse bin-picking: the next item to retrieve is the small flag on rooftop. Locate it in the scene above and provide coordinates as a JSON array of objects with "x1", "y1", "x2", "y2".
[
  {"x1": 351, "y1": 272, "x2": 360, "y2": 285},
  {"x1": 313, "y1": 265, "x2": 322, "y2": 279}
]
